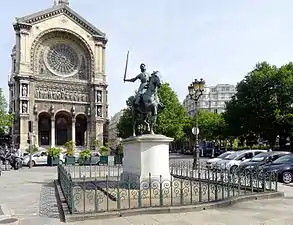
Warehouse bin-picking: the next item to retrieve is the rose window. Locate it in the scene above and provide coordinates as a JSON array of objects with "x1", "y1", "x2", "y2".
[{"x1": 44, "y1": 44, "x2": 80, "y2": 77}]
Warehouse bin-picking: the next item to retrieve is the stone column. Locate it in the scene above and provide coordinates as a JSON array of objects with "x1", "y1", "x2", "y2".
[
  {"x1": 86, "y1": 122, "x2": 91, "y2": 149},
  {"x1": 51, "y1": 118, "x2": 55, "y2": 147},
  {"x1": 72, "y1": 119, "x2": 76, "y2": 144},
  {"x1": 34, "y1": 116, "x2": 39, "y2": 147}
]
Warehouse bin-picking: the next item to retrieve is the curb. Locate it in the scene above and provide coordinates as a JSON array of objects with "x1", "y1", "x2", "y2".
[{"x1": 54, "y1": 180, "x2": 284, "y2": 222}]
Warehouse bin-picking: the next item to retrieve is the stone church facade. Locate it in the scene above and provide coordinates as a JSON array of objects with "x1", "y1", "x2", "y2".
[{"x1": 8, "y1": 0, "x2": 109, "y2": 150}]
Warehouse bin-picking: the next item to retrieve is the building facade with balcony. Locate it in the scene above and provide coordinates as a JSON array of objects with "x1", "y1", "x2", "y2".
[
  {"x1": 108, "y1": 110, "x2": 124, "y2": 149},
  {"x1": 183, "y1": 84, "x2": 236, "y2": 116}
]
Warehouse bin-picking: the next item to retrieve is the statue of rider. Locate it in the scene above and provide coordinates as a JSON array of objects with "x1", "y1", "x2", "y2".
[{"x1": 124, "y1": 63, "x2": 151, "y2": 107}]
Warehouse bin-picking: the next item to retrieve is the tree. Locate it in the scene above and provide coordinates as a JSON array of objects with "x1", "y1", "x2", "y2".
[
  {"x1": 0, "y1": 88, "x2": 13, "y2": 135},
  {"x1": 117, "y1": 83, "x2": 189, "y2": 141},
  {"x1": 197, "y1": 110, "x2": 226, "y2": 140},
  {"x1": 223, "y1": 61, "x2": 293, "y2": 147}
]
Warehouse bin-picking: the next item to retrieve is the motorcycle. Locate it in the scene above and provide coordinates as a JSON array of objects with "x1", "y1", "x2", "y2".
[{"x1": 0, "y1": 150, "x2": 23, "y2": 170}]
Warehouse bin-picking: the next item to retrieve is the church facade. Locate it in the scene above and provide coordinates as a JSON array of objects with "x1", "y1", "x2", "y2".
[{"x1": 8, "y1": 0, "x2": 109, "y2": 150}]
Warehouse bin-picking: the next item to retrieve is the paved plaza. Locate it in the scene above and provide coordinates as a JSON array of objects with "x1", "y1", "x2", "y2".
[{"x1": 0, "y1": 157, "x2": 293, "y2": 224}]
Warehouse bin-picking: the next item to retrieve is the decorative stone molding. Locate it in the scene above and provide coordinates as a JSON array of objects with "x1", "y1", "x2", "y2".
[
  {"x1": 30, "y1": 28, "x2": 95, "y2": 78},
  {"x1": 18, "y1": 6, "x2": 106, "y2": 37}
]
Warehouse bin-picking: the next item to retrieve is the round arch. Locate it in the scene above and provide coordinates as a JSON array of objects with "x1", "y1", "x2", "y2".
[
  {"x1": 55, "y1": 110, "x2": 72, "y2": 146},
  {"x1": 30, "y1": 28, "x2": 95, "y2": 79},
  {"x1": 38, "y1": 112, "x2": 51, "y2": 146}
]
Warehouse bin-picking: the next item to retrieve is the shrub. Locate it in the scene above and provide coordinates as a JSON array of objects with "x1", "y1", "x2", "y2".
[
  {"x1": 64, "y1": 140, "x2": 74, "y2": 156},
  {"x1": 47, "y1": 147, "x2": 62, "y2": 159}
]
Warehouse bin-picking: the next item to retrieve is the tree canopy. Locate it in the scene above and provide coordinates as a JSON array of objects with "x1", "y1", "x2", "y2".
[
  {"x1": 223, "y1": 61, "x2": 293, "y2": 147},
  {"x1": 0, "y1": 88, "x2": 13, "y2": 135},
  {"x1": 117, "y1": 83, "x2": 188, "y2": 141}
]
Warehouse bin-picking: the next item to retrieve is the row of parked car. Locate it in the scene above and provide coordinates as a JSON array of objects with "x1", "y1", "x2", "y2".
[
  {"x1": 206, "y1": 149, "x2": 293, "y2": 184},
  {"x1": 21, "y1": 149, "x2": 101, "y2": 166}
]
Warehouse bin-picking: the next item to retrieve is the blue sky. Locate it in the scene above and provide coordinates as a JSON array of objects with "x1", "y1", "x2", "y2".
[{"x1": 1, "y1": 0, "x2": 293, "y2": 116}]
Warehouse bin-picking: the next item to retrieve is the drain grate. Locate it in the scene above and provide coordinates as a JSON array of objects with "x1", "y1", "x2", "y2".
[{"x1": 0, "y1": 218, "x2": 18, "y2": 224}]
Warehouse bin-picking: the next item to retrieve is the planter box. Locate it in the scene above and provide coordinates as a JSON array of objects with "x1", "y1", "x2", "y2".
[
  {"x1": 65, "y1": 156, "x2": 75, "y2": 165},
  {"x1": 100, "y1": 156, "x2": 115, "y2": 165},
  {"x1": 47, "y1": 156, "x2": 59, "y2": 166},
  {"x1": 114, "y1": 155, "x2": 123, "y2": 165},
  {"x1": 79, "y1": 156, "x2": 100, "y2": 165}
]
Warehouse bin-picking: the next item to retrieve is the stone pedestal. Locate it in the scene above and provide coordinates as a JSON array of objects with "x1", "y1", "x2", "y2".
[{"x1": 121, "y1": 134, "x2": 173, "y2": 186}]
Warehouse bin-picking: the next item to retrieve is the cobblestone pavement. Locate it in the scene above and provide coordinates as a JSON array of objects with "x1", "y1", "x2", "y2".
[
  {"x1": 0, "y1": 166, "x2": 61, "y2": 224},
  {"x1": 1, "y1": 162, "x2": 293, "y2": 224}
]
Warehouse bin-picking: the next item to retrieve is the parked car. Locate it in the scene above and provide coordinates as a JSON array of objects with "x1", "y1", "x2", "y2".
[
  {"x1": 215, "y1": 149, "x2": 266, "y2": 172},
  {"x1": 239, "y1": 151, "x2": 291, "y2": 171},
  {"x1": 206, "y1": 151, "x2": 234, "y2": 169},
  {"x1": 22, "y1": 150, "x2": 65, "y2": 166},
  {"x1": 261, "y1": 154, "x2": 293, "y2": 184}
]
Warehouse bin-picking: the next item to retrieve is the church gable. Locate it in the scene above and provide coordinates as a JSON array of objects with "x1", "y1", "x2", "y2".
[{"x1": 16, "y1": 4, "x2": 105, "y2": 38}]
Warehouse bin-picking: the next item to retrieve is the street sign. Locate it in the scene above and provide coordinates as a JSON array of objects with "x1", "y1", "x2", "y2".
[{"x1": 192, "y1": 127, "x2": 199, "y2": 135}]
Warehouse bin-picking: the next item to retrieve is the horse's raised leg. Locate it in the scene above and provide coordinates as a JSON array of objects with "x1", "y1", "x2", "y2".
[
  {"x1": 143, "y1": 114, "x2": 150, "y2": 132},
  {"x1": 150, "y1": 105, "x2": 158, "y2": 135}
]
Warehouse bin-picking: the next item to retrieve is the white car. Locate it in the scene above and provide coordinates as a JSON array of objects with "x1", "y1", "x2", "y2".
[
  {"x1": 215, "y1": 149, "x2": 266, "y2": 172},
  {"x1": 206, "y1": 151, "x2": 234, "y2": 169},
  {"x1": 23, "y1": 150, "x2": 65, "y2": 166}
]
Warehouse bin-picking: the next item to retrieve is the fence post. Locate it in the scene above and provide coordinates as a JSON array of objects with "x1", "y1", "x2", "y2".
[
  {"x1": 215, "y1": 169, "x2": 218, "y2": 201},
  {"x1": 221, "y1": 170, "x2": 224, "y2": 200},
  {"x1": 207, "y1": 167, "x2": 210, "y2": 201},
  {"x1": 159, "y1": 175, "x2": 163, "y2": 206},
  {"x1": 250, "y1": 170, "x2": 253, "y2": 193},
  {"x1": 106, "y1": 175, "x2": 109, "y2": 211},
  {"x1": 117, "y1": 175, "x2": 121, "y2": 210},
  {"x1": 170, "y1": 175, "x2": 173, "y2": 206},
  {"x1": 275, "y1": 171, "x2": 278, "y2": 192},
  {"x1": 149, "y1": 173, "x2": 152, "y2": 206},
  {"x1": 198, "y1": 170, "x2": 202, "y2": 203}
]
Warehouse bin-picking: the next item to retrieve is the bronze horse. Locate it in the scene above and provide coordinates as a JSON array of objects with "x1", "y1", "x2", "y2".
[{"x1": 131, "y1": 71, "x2": 162, "y2": 136}]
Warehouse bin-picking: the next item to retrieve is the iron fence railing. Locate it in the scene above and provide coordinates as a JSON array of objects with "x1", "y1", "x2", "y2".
[{"x1": 57, "y1": 163, "x2": 278, "y2": 214}]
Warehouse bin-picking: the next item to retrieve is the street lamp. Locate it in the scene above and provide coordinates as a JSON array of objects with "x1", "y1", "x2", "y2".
[{"x1": 188, "y1": 78, "x2": 205, "y2": 169}]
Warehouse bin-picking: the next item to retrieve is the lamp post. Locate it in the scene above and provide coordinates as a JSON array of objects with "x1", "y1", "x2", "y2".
[{"x1": 188, "y1": 78, "x2": 205, "y2": 169}]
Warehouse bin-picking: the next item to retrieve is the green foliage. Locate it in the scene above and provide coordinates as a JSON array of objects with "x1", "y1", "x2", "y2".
[
  {"x1": 79, "y1": 149, "x2": 92, "y2": 159},
  {"x1": 64, "y1": 140, "x2": 74, "y2": 156},
  {"x1": 196, "y1": 110, "x2": 226, "y2": 140},
  {"x1": 224, "y1": 61, "x2": 293, "y2": 147},
  {"x1": 100, "y1": 145, "x2": 110, "y2": 156},
  {"x1": 92, "y1": 139, "x2": 102, "y2": 149},
  {"x1": 156, "y1": 83, "x2": 189, "y2": 141},
  {"x1": 0, "y1": 88, "x2": 13, "y2": 135},
  {"x1": 47, "y1": 147, "x2": 62, "y2": 159},
  {"x1": 116, "y1": 143, "x2": 123, "y2": 154},
  {"x1": 117, "y1": 83, "x2": 188, "y2": 141}
]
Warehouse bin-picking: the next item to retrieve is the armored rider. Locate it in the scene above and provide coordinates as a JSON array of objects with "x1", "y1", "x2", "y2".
[{"x1": 124, "y1": 63, "x2": 151, "y2": 107}]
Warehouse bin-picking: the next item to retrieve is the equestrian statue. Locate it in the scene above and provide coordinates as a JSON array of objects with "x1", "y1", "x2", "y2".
[{"x1": 123, "y1": 51, "x2": 164, "y2": 136}]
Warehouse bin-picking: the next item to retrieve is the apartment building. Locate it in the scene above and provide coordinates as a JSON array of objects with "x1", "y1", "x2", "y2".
[{"x1": 183, "y1": 84, "x2": 236, "y2": 116}]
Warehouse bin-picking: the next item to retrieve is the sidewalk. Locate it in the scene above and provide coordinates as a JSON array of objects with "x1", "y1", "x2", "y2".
[{"x1": 2, "y1": 167, "x2": 293, "y2": 225}]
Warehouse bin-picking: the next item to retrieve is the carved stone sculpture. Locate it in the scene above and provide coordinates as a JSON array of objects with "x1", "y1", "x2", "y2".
[
  {"x1": 33, "y1": 104, "x2": 38, "y2": 114},
  {"x1": 97, "y1": 106, "x2": 102, "y2": 117},
  {"x1": 71, "y1": 106, "x2": 76, "y2": 117},
  {"x1": 50, "y1": 104, "x2": 54, "y2": 115},
  {"x1": 22, "y1": 101, "x2": 28, "y2": 113},
  {"x1": 22, "y1": 84, "x2": 28, "y2": 97},
  {"x1": 97, "y1": 91, "x2": 102, "y2": 103},
  {"x1": 87, "y1": 107, "x2": 91, "y2": 116}
]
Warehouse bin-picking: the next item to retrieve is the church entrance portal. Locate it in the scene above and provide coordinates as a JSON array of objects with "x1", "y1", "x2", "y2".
[{"x1": 55, "y1": 111, "x2": 72, "y2": 146}]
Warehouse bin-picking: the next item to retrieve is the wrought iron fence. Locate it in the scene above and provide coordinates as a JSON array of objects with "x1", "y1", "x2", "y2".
[{"x1": 58, "y1": 163, "x2": 278, "y2": 215}]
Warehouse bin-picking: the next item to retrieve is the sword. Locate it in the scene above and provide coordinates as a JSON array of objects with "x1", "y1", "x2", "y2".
[{"x1": 123, "y1": 50, "x2": 129, "y2": 83}]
